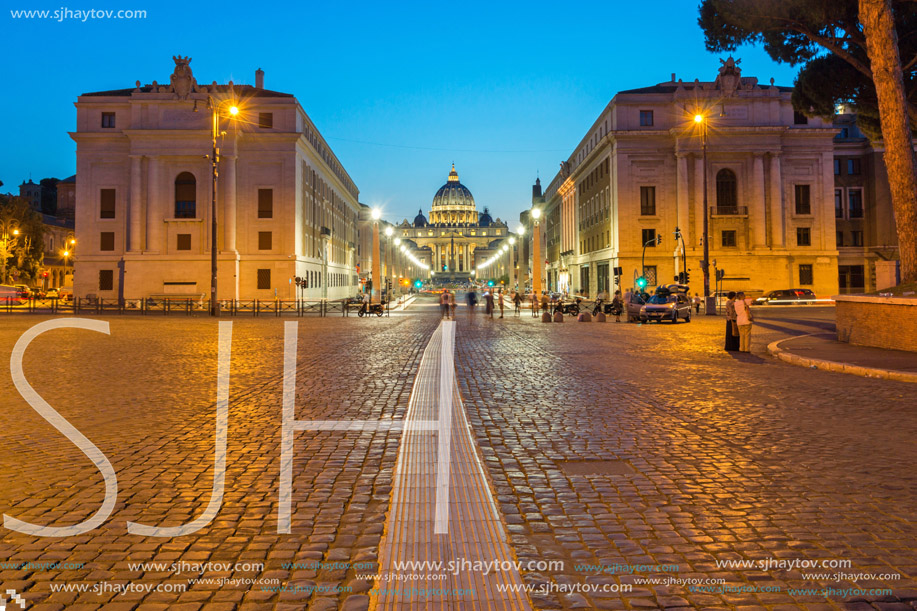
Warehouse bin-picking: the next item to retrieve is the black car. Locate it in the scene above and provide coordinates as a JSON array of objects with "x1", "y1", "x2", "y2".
[{"x1": 754, "y1": 289, "x2": 817, "y2": 305}]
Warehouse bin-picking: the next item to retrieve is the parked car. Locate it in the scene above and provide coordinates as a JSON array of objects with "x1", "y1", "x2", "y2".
[
  {"x1": 754, "y1": 289, "x2": 817, "y2": 305},
  {"x1": 45, "y1": 288, "x2": 60, "y2": 299},
  {"x1": 13, "y1": 284, "x2": 31, "y2": 298},
  {"x1": 640, "y1": 284, "x2": 692, "y2": 323},
  {"x1": 626, "y1": 291, "x2": 649, "y2": 322},
  {"x1": 58, "y1": 288, "x2": 73, "y2": 302}
]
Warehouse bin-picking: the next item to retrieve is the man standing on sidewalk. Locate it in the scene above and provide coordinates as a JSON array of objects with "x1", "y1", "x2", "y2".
[{"x1": 734, "y1": 291, "x2": 754, "y2": 353}]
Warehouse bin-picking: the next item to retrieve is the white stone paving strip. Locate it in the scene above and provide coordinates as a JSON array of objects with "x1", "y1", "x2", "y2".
[{"x1": 374, "y1": 320, "x2": 531, "y2": 610}]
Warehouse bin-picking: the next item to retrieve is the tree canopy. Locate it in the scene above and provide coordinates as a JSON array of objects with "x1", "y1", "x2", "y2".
[{"x1": 698, "y1": 0, "x2": 917, "y2": 138}]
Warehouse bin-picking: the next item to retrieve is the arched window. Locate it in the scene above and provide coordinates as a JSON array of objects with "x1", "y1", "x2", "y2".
[
  {"x1": 174, "y1": 172, "x2": 197, "y2": 218},
  {"x1": 716, "y1": 169, "x2": 737, "y2": 211}
]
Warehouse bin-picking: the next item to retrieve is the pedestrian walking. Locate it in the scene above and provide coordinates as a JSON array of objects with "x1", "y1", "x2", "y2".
[
  {"x1": 513, "y1": 290, "x2": 522, "y2": 316},
  {"x1": 540, "y1": 292, "x2": 549, "y2": 315},
  {"x1": 449, "y1": 290, "x2": 456, "y2": 318},
  {"x1": 724, "y1": 291, "x2": 739, "y2": 351},
  {"x1": 530, "y1": 290, "x2": 538, "y2": 317},
  {"x1": 612, "y1": 290, "x2": 623, "y2": 322},
  {"x1": 484, "y1": 289, "x2": 495, "y2": 318},
  {"x1": 498, "y1": 289, "x2": 505, "y2": 318},
  {"x1": 440, "y1": 290, "x2": 449, "y2": 319},
  {"x1": 734, "y1": 291, "x2": 754, "y2": 352},
  {"x1": 467, "y1": 289, "x2": 478, "y2": 317},
  {"x1": 693, "y1": 293, "x2": 701, "y2": 314}
]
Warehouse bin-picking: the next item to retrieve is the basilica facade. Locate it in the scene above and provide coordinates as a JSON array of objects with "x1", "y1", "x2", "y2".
[{"x1": 398, "y1": 165, "x2": 510, "y2": 282}]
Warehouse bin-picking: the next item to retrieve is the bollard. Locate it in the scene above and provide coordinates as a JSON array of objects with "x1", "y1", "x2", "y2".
[
  {"x1": 541, "y1": 312, "x2": 553, "y2": 323},
  {"x1": 552, "y1": 311, "x2": 563, "y2": 323},
  {"x1": 577, "y1": 312, "x2": 592, "y2": 322},
  {"x1": 594, "y1": 312, "x2": 606, "y2": 322}
]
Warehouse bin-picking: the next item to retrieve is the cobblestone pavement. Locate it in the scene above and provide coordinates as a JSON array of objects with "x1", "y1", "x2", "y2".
[
  {"x1": 0, "y1": 303, "x2": 914, "y2": 610},
  {"x1": 0, "y1": 314, "x2": 440, "y2": 610},
  {"x1": 454, "y1": 302, "x2": 916, "y2": 610}
]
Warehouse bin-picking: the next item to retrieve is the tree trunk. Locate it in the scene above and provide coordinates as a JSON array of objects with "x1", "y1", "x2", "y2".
[{"x1": 859, "y1": 0, "x2": 917, "y2": 285}]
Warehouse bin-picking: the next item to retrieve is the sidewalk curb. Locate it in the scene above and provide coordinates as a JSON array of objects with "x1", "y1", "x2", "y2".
[{"x1": 767, "y1": 334, "x2": 917, "y2": 384}]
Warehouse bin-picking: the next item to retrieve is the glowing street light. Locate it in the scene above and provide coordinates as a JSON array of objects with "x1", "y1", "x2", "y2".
[
  {"x1": 694, "y1": 112, "x2": 715, "y2": 315},
  {"x1": 199, "y1": 95, "x2": 242, "y2": 316},
  {"x1": 531, "y1": 207, "x2": 542, "y2": 296}
]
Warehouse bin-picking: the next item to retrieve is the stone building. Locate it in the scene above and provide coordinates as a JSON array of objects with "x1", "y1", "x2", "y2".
[
  {"x1": 397, "y1": 165, "x2": 511, "y2": 283},
  {"x1": 71, "y1": 57, "x2": 362, "y2": 301},
  {"x1": 538, "y1": 58, "x2": 840, "y2": 299},
  {"x1": 832, "y1": 113, "x2": 900, "y2": 292}
]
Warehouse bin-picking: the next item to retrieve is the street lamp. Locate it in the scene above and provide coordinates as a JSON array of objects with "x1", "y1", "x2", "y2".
[
  {"x1": 371, "y1": 208, "x2": 382, "y2": 304},
  {"x1": 0, "y1": 219, "x2": 21, "y2": 284},
  {"x1": 531, "y1": 208, "x2": 542, "y2": 296},
  {"x1": 694, "y1": 113, "x2": 715, "y2": 315},
  {"x1": 201, "y1": 96, "x2": 240, "y2": 316}
]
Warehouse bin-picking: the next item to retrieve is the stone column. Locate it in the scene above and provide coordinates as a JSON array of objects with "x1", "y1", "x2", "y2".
[
  {"x1": 129, "y1": 154, "x2": 143, "y2": 252},
  {"x1": 769, "y1": 154, "x2": 785, "y2": 247},
  {"x1": 676, "y1": 152, "x2": 690, "y2": 253},
  {"x1": 146, "y1": 156, "x2": 162, "y2": 252},
  {"x1": 223, "y1": 154, "x2": 238, "y2": 253},
  {"x1": 752, "y1": 153, "x2": 767, "y2": 247}
]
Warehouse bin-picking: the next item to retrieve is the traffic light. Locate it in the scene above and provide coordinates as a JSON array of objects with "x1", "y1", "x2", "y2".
[
  {"x1": 716, "y1": 269, "x2": 726, "y2": 281},
  {"x1": 636, "y1": 276, "x2": 648, "y2": 290},
  {"x1": 487, "y1": 280, "x2": 495, "y2": 287},
  {"x1": 414, "y1": 280, "x2": 423, "y2": 289},
  {"x1": 656, "y1": 235, "x2": 663, "y2": 245},
  {"x1": 676, "y1": 271, "x2": 690, "y2": 284}
]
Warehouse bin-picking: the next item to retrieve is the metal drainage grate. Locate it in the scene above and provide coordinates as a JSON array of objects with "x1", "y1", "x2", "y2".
[{"x1": 558, "y1": 460, "x2": 637, "y2": 476}]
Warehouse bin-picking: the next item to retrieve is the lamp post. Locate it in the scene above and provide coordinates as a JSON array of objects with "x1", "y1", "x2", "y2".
[
  {"x1": 384, "y1": 225, "x2": 394, "y2": 299},
  {"x1": 205, "y1": 97, "x2": 239, "y2": 316},
  {"x1": 0, "y1": 220, "x2": 21, "y2": 285},
  {"x1": 508, "y1": 236, "x2": 516, "y2": 290},
  {"x1": 531, "y1": 208, "x2": 542, "y2": 296},
  {"x1": 694, "y1": 114, "x2": 715, "y2": 315},
  {"x1": 371, "y1": 208, "x2": 381, "y2": 304}
]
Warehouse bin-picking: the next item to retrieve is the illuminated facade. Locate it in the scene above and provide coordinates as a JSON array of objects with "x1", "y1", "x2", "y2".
[
  {"x1": 538, "y1": 58, "x2": 840, "y2": 299},
  {"x1": 72, "y1": 57, "x2": 362, "y2": 301},
  {"x1": 398, "y1": 165, "x2": 510, "y2": 282}
]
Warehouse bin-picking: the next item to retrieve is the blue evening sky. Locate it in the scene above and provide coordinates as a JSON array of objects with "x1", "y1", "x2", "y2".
[{"x1": 2, "y1": 0, "x2": 799, "y2": 224}]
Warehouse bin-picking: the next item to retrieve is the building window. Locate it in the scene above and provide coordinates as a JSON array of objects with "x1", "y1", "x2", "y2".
[
  {"x1": 793, "y1": 110, "x2": 808, "y2": 125},
  {"x1": 835, "y1": 189, "x2": 844, "y2": 218},
  {"x1": 258, "y1": 112, "x2": 273, "y2": 129},
  {"x1": 99, "y1": 269, "x2": 114, "y2": 291},
  {"x1": 101, "y1": 112, "x2": 116, "y2": 128},
  {"x1": 642, "y1": 228, "x2": 657, "y2": 246},
  {"x1": 852, "y1": 230, "x2": 863, "y2": 246},
  {"x1": 715, "y1": 169, "x2": 737, "y2": 210},
  {"x1": 848, "y1": 188, "x2": 864, "y2": 218},
  {"x1": 177, "y1": 234, "x2": 191, "y2": 250},
  {"x1": 258, "y1": 231, "x2": 272, "y2": 250},
  {"x1": 834, "y1": 159, "x2": 841, "y2": 175},
  {"x1": 100, "y1": 189, "x2": 116, "y2": 219},
  {"x1": 100, "y1": 232, "x2": 115, "y2": 251},
  {"x1": 639, "y1": 110, "x2": 654, "y2": 126},
  {"x1": 794, "y1": 184, "x2": 811, "y2": 215},
  {"x1": 847, "y1": 158, "x2": 862, "y2": 175},
  {"x1": 836, "y1": 231, "x2": 844, "y2": 247},
  {"x1": 258, "y1": 188, "x2": 273, "y2": 218},
  {"x1": 798, "y1": 264, "x2": 813, "y2": 285},
  {"x1": 257, "y1": 269, "x2": 271, "y2": 290},
  {"x1": 721, "y1": 230, "x2": 737, "y2": 247},
  {"x1": 643, "y1": 265, "x2": 657, "y2": 286},
  {"x1": 174, "y1": 172, "x2": 197, "y2": 218},
  {"x1": 639, "y1": 186, "x2": 656, "y2": 216},
  {"x1": 796, "y1": 227, "x2": 811, "y2": 246}
]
